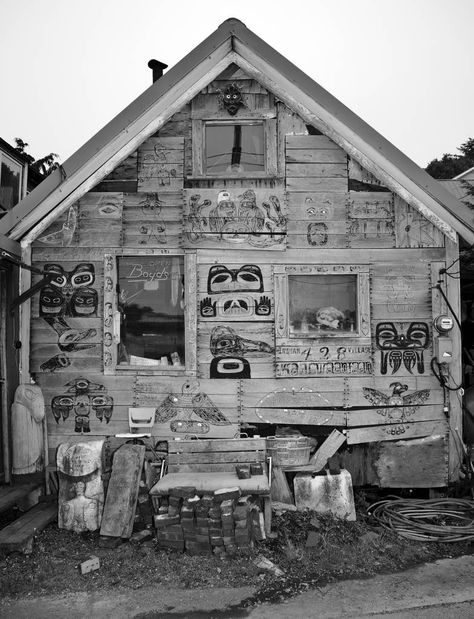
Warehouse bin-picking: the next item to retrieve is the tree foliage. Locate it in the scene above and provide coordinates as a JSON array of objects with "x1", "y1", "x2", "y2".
[
  {"x1": 425, "y1": 138, "x2": 474, "y2": 179},
  {"x1": 13, "y1": 138, "x2": 60, "y2": 177}
]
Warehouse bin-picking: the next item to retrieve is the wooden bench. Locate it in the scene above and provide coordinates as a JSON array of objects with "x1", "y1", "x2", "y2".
[{"x1": 149, "y1": 438, "x2": 272, "y2": 534}]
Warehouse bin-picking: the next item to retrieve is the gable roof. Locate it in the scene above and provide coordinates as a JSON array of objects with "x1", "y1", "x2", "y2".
[
  {"x1": 2, "y1": 17, "x2": 474, "y2": 246},
  {"x1": 453, "y1": 166, "x2": 474, "y2": 181},
  {"x1": 440, "y1": 179, "x2": 474, "y2": 204}
]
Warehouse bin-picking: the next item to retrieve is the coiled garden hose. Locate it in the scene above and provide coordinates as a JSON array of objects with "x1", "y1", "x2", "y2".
[{"x1": 368, "y1": 497, "x2": 474, "y2": 542}]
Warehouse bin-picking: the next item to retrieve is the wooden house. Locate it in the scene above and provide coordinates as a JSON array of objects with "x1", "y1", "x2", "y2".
[{"x1": 2, "y1": 18, "x2": 474, "y2": 490}]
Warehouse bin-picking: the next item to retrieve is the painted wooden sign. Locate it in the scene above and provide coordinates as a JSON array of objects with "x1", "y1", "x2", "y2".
[{"x1": 276, "y1": 359, "x2": 373, "y2": 377}]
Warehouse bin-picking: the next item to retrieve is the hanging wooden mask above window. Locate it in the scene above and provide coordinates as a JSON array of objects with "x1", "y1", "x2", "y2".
[{"x1": 218, "y1": 82, "x2": 245, "y2": 115}]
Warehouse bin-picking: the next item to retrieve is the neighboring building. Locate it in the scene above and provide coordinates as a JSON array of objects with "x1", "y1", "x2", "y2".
[
  {"x1": 439, "y1": 179, "x2": 474, "y2": 208},
  {"x1": 0, "y1": 138, "x2": 43, "y2": 216},
  {"x1": 453, "y1": 166, "x2": 474, "y2": 182},
  {"x1": 1, "y1": 19, "x2": 474, "y2": 489},
  {"x1": 0, "y1": 138, "x2": 43, "y2": 483}
]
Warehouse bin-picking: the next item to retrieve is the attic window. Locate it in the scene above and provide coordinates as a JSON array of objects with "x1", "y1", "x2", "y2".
[{"x1": 204, "y1": 122, "x2": 265, "y2": 175}]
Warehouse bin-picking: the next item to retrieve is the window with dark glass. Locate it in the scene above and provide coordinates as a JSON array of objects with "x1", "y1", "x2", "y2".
[
  {"x1": 288, "y1": 274, "x2": 358, "y2": 337},
  {"x1": 117, "y1": 255, "x2": 185, "y2": 367},
  {"x1": 205, "y1": 122, "x2": 265, "y2": 174},
  {"x1": 0, "y1": 153, "x2": 22, "y2": 211}
]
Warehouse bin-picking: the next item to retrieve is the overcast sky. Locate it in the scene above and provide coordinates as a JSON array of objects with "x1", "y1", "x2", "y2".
[{"x1": 1, "y1": 0, "x2": 472, "y2": 168}]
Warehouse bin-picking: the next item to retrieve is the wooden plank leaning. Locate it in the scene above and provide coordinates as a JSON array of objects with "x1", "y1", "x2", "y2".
[{"x1": 100, "y1": 444, "x2": 145, "y2": 540}]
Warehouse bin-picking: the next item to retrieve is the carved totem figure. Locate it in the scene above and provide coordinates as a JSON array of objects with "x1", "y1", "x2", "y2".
[
  {"x1": 57, "y1": 440, "x2": 104, "y2": 533},
  {"x1": 11, "y1": 383, "x2": 45, "y2": 474}
]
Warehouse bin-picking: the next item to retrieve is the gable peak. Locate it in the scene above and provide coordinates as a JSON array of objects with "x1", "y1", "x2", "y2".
[{"x1": 218, "y1": 17, "x2": 246, "y2": 31}]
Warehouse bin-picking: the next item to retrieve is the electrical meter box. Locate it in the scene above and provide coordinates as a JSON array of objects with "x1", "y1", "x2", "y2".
[{"x1": 434, "y1": 337, "x2": 453, "y2": 364}]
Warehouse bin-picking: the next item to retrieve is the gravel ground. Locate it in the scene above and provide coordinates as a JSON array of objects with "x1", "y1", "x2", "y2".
[{"x1": 2, "y1": 494, "x2": 473, "y2": 605}]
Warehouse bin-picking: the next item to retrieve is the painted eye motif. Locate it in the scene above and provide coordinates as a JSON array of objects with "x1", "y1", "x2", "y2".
[
  {"x1": 58, "y1": 397, "x2": 74, "y2": 406},
  {"x1": 238, "y1": 272, "x2": 259, "y2": 284},
  {"x1": 212, "y1": 273, "x2": 232, "y2": 284}
]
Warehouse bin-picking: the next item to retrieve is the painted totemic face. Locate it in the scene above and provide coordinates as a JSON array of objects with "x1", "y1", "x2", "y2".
[
  {"x1": 200, "y1": 294, "x2": 271, "y2": 318},
  {"x1": 203, "y1": 264, "x2": 267, "y2": 319},
  {"x1": 207, "y1": 264, "x2": 264, "y2": 294},
  {"x1": 40, "y1": 263, "x2": 97, "y2": 317},
  {"x1": 307, "y1": 222, "x2": 328, "y2": 246},
  {"x1": 220, "y1": 83, "x2": 244, "y2": 116},
  {"x1": 376, "y1": 322, "x2": 430, "y2": 375}
]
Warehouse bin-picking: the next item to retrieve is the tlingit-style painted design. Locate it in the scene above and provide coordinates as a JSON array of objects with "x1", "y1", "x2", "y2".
[
  {"x1": 362, "y1": 382, "x2": 430, "y2": 436},
  {"x1": 155, "y1": 380, "x2": 231, "y2": 434},
  {"x1": 44, "y1": 316, "x2": 96, "y2": 352},
  {"x1": 137, "y1": 192, "x2": 167, "y2": 244},
  {"x1": 375, "y1": 321, "x2": 430, "y2": 375},
  {"x1": 37, "y1": 205, "x2": 78, "y2": 246},
  {"x1": 39, "y1": 263, "x2": 98, "y2": 318},
  {"x1": 51, "y1": 378, "x2": 114, "y2": 433},
  {"x1": 186, "y1": 189, "x2": 286, "y2": 247},
  {"x1": 209, "y1": 325, "x2": 273, "y2": 378},
  {"x1": 200, "y1": 263, "x2": 271, "y2": 319}
]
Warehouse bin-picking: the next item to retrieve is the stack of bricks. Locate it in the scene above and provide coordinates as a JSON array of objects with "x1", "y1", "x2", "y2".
[{"x1": 154, "y1": 486, "x2": 265, "y2": 555}]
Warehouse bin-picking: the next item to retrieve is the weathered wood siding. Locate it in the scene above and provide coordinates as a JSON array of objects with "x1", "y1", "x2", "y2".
[{"x1": 30, "y1": 64, "x2": 458, "y2": 487}]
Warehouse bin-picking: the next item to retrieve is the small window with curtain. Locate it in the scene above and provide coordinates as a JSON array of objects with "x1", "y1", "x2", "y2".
[{"x1": 204, "y1": 121, "x2": 265, "y2": 175}]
